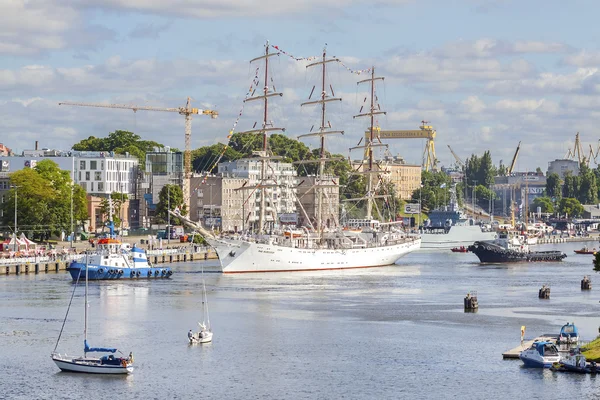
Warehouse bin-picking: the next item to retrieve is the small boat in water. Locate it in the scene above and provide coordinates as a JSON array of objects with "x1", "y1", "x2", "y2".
[
  {"x1": 557, "y1": 322, "x2": 579, "y2": 345},
  {"x1": 188, "y1": 264, "x2": 213, "y2": 344},
  {"x1": 519, "y1": 341, "x2": 561, "y2": 368},
  {"x1": 450, "y1": 246, "x2": 469, "y2": 253},
  {"x1": 552, "y1": 347, "x2": 599, "y2": 374},
  {"x1": 52, "y1": 255, "x2": 134, "y2": 374},
  {"x1": 574, "y1": 247, "x2": 597, "y2": 255}
]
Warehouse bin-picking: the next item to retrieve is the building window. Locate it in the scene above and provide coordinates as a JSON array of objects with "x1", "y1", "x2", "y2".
[
  {"x1": 95, "y1": 172, "x2": 102, "y2": 181},
  {"x1": 85, "y1": 171, "x2": 90, "y2": 180},
  {"x1": 98, "y1": 182, "x2": 104, "y2": 191},
  {"x1": 90, "y1": 161, "x2": 97, "y2": 170},
  {"x1": 91, "y1": 182, "x2": 94, "y2": 192},
  {"x1": 80, "y1": 160, "x2": 86, "y2": 169}
]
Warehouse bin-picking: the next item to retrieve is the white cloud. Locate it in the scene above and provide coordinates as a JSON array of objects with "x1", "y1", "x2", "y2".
[
  {"x1": 562, "y1": 50, "x2": 600, "y2": 67},
  {"x1": 495, "y1": 98, "x2": 559, "y2": 113},
  {"x1": 0, "y1": 1, "x2": 115, "y2": 55},
  {"x1": 486, "y1": 68, "x2": 599, "y2": 95},
  {"x1": 461, "y1": 96, "x2": 486, "y2": 113},
  {"x1": 74, "y1": 0, "x2": 413, "y2": 18}
]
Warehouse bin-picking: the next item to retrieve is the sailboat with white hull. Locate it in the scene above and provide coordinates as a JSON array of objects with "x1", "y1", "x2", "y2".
[
  {"x1": 52, "y1": 255, "x2": 134, "y2": 374},
  {"x1": 189, "y1": 264, "x2": 213, "y2": 344},
  {"x1": 171, "y1": 43, "x2": 420, "y2": 273}
]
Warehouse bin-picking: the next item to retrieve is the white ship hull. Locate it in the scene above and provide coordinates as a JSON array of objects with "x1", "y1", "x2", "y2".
[
  {"x1": 207, "y1": 237, "x2": 421, "y2": 273},
  {"x1": 421, "y1": 225, "x2": 496, "y2": 249}
]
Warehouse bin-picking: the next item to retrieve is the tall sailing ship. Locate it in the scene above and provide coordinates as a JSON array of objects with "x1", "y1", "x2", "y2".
[{"x1": 173, "y1": 43, "x2": 420, "y2": 273}]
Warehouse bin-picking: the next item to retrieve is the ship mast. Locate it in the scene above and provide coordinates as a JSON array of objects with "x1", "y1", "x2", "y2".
[
  {"x1": 240, "y1": 41, "x2": 284, "y2": 233},
  {"x1": 352, "y1": 67, "x2": 387, "y2": 219},
  {"x1": 297, "y1": 47, "x2": 343, "y2": 235}
]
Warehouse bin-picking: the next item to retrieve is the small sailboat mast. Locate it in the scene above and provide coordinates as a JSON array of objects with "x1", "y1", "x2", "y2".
[
  {"x1": 84, "y1": 253, "x2": 88, "y2": 357},
  {"x1": 202, "y1": 265, "x2": 210, "y2": 331}
]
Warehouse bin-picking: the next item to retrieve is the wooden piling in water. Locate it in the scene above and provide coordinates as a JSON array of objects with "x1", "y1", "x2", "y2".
[
  {"x1": 464, "y1": 291, "x2": 479, "y2": 312},
  {"x1": 581, "y1": 276, "x2": 592, "y2": 290},
  {"x1": 539, "y1": 285, "x2": 551, "y2": 299}
]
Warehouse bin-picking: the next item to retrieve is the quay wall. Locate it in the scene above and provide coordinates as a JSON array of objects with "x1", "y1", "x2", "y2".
[{"x1": 1, "y1": 248, "x2": 217, "y2": 276}]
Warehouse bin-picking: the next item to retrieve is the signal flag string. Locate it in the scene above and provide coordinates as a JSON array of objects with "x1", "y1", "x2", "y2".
[{"x1": 200, "y1": 66, "x2": 261, "y2": 184}]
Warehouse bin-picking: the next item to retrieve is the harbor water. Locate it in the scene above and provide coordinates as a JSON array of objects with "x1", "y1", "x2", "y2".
[{"x1": 1, "y1": 241, "x2": 599, "y2": 399}]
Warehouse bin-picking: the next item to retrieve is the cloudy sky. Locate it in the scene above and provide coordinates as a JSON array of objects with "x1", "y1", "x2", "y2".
[{"x1": 2, "y1": 0, "x2": 600, "y2": 172}]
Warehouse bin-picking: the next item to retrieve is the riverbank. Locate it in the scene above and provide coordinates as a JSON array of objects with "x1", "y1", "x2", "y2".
[
  {"x1": 1, "y1": 236, "x2": 217, "y2": 276},
  {"x1": 582, "y1": 337, "x2": 600, "y2": 361}
]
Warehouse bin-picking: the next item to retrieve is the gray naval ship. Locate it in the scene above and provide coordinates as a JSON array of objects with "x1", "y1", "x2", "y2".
[{"x1": 420, "y1": 190, "x2": 496, "y2": 250}]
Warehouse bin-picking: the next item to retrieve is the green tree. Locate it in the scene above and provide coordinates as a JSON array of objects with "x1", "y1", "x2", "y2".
[
  {"x1": 578, "y1": 162, "x2": 598, "y2": 204},
  {"x1": 546, "y1": 173, "x2": 562, "y2": 203},
  {"x1": 72, "y1": 130, "x2": 162, "y2": 170},
  {"x1": 98, "y1": 192, "x2": 129, "y2": 229},
  {"x1": 192, "y1": 144, "x2": 243, "y2": 173},
  {"x1": 562, "y1": 171, "x2": 580, "y2": 199},
  {"x1": 558, "y1": 197, "x2": 584, "y2": 218},
  {"x1": 155, "y1": 184, "x2": 185, "y2": 224},
  {"x1": 497, "y1": 161, "x2": 507, "y2": 177},
  {"x1": 411, "y1": 170, "x2": 452, "y2": 211},
  {"x1": 0, "y1": 160, "x2": 88, "y2": 241},
  {"x1": 475, "y1": 185, "x2": 496, "y2": 202},
  {"x1": 531, "y1": 196, "x2": 554, "y2": 214}
]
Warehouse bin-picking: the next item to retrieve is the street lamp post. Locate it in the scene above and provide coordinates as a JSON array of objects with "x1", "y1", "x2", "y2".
[
  {"x1": 11, "y1": 185, "x2": 18, "y2": 252},
  {"x1": 167, "y1": 185, "x2": 170, "y2": 245},
  {"x1": 472, "y1": 180, "x2": 478, "y2": 221},
  {"x1": 418, "y1": 183, "x2": 423, "y2": 230},
  {"x1": 70, "y1": 183, "x2": 74, "y2": 248}
]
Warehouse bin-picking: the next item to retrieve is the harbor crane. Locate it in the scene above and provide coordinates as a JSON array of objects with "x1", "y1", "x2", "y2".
[
  {"x1": 364, "y1": 121, "x2": 438, "y2": 171},
  {"x1": 59, "y1": 98, "x2": 218, "y2": 212},
  {"x1": 563, "y1": 132, "x2": 587, "y2": 166},
  {"x1": 447, "y1": 145, "x2": 464, "y2": 168},
  {"x1": 508, "y1": 141, "x2": 521, "y2": 175}
]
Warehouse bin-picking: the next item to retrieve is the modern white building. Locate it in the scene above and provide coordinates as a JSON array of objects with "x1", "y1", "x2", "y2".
[
  {"x1": 547, "y1": 159, "x2": 579, "y2": 179},
  {"x1": 75, "y1": 151, "x2": 139, "y2": 195},
  {"x1": 217, "y1": 157, "x2": 298, "y2": 231}
]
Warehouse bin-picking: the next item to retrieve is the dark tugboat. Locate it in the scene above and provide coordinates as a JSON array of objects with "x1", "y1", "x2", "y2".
[{"x1": 468, "y1": 230, "x2": 567, "y2": 263}]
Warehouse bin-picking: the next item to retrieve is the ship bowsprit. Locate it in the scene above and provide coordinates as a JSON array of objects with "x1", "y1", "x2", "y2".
[{"x1": 467, "y1": 241, "x2": 567, "y2": 263}]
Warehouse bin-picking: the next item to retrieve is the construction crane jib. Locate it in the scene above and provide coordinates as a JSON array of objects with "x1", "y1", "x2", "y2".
[
  {"x1": 364, "y1": 121, "x2": 438, "y2": 171},
  {"x1": 58, "y1": 98, "x2": 218, "y2": 213}
]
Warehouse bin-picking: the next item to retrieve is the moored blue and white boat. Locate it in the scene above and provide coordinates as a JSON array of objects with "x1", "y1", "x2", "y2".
[
  {"x1": 67, "y1": 244, "x2": 172, "y2": 281},
  {"x1": 557, "y1": 322, "x2": 579, "y2": 345},
  {"x1": 519, "y1": 341, "x2": 561, "y2": 368}
]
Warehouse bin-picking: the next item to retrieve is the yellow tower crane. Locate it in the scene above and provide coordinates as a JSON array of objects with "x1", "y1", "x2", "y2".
[
  {"x1": 59, "y1": 98, "x2": 218, "y2": 213},
  {"x1": 364, "y1": 120, "x2": 438, "y2": 171}
]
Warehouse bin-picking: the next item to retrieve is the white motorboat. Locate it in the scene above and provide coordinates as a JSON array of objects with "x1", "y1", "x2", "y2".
[
  {"x1": 519, "y1": 341, "x2": 561, "y2": 368},
  {"x1": 51, "y1": 255, "x2": 133, "y2": 374}
]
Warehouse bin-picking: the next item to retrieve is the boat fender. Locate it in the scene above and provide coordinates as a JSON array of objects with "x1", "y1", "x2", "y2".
[
  {"x1": 130, "y1": 271, "x2": 134, "y2": 278},
  {"x1": 109, "y1": 269, "x2": 114, "y2": 274},
  {"x1": 136, "y1": 271, "x2": 141, "y2": 277},
  {"x1": 98, "y1": 268, "x2": 104, "y2": 274},
  {"x1": 161, "y1": 269, "x2": 166, "y2": 275},
  {"x1": 154, "y1": 270, "x2": 159, "y2": 276},
  {"x1": 121, "y1": 360, "x2": 127, "y2": 368},
  {"x1": 147, "y1": 270, "x2": 152, "y2": 277},
  {"x1": 118, "y1": 269, "x2": 123, "y2": 274},
  {"x1": 167, "y1": 270, "x2": 173, "y2": 276}
]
